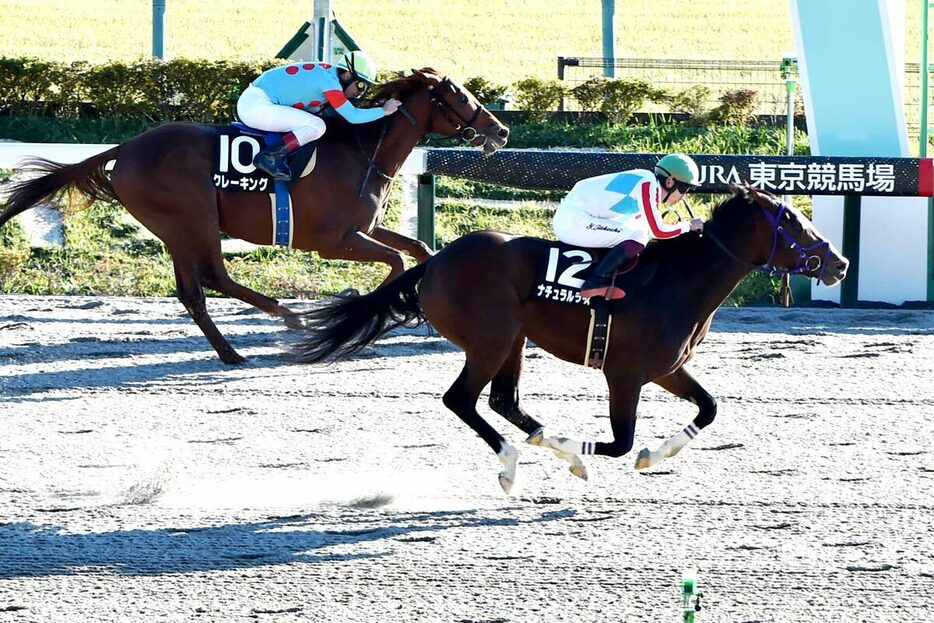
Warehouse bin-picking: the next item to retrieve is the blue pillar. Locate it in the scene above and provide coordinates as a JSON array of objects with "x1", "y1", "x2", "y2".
[
  {"x1": 792, "y1": 0, "x2": 929, "y2": 305},
  {"x1": 152, "y1": 0, "x2": 165, "y2": 59},
  {"x1": 602, "y1": 0, "x2": 615, "y2": 78}
]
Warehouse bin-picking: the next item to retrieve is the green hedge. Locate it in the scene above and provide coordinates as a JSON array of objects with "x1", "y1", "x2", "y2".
[
  {"x1": 0, "y1": 57, "x2": 277, "y2": 123},
  {"x1": 0, "y1": 56, "x2": 772, "y2": 128}
]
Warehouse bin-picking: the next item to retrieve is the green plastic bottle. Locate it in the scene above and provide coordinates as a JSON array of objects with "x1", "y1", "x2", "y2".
[{"x1": 682, "y1": 568, "x2": 703, "y2": 622}]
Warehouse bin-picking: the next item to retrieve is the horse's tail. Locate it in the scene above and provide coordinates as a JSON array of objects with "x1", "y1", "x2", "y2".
[
  {"x1": 290, "y1": 260, "x2": 431, "y2": 364},
  {"x1": 0, "y1": 146, "x2": 122, "y2": 231}
]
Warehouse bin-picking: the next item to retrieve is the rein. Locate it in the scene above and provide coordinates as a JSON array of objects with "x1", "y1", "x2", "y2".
[
  {"x1": 703, "y1": 203, "x2": 831, "y2": 279},
  {"x1": 355, "y1": 75, "x2": 490, "y2": 196},
  {"x1": 356, "y1": 107, "x2": 398, "y2": 197}
]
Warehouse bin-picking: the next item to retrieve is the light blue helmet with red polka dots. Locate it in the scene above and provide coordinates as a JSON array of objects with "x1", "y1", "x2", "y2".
[{"x1": 336, "y1": 50, "x2": 378, "y2": 84}]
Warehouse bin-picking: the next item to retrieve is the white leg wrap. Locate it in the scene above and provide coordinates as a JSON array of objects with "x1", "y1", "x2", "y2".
[
  {"x1": 537, "y1": 436, "x2": 589, "y2": 481},
  {"x1": 546, "y1": 436, "x2": 598, "y2": 455},
  {"x1": 635, "y1": 423, "x2": 700, "y2": 470},
  {"x1": 661, "y1": 423, "x2": 699, "y2": 459}
]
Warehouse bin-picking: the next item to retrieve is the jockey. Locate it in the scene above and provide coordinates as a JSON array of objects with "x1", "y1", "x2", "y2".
[
  {"x1": 552, "y1": 153, "x2": 705, "y2": 301},
  {"x1": 236, "y1": 50, "x2": 402, "y2": 180}
]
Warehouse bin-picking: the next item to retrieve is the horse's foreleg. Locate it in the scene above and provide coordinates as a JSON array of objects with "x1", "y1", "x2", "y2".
[
  {"x1": 526, "y1": 432, "x2": 589, "y2": 480},
  {"x1": 317, "y1": 231, "x2": 407, "y2": 286},
  {"x1": 370, "y1": 226, "x2": 434, "y2": 263},
  {"x1": 635, "y1": 367, "x2": 717, "y2": 470},
  {"x1": 529, "y1": 376, "x2": 642, "y2": 479}
]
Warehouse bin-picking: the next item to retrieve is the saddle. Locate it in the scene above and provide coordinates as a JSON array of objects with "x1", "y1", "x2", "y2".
[
  {"x1": 530, "y1": 240, "x2": 659, "y2": 370},
  {"x1": 211, "y1": 124, "x2": 321, "y2": 248},
  {"x1": 212, "y1": 123, "x2": 318, "y2": 192},
  {"x1": 531, "y1": 241, "x2": 658, "y2": 310}
]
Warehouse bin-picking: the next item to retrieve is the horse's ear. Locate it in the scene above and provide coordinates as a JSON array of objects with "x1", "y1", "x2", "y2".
[
  {"x1": 411, "y1": 67, "x2": 440, "y2": 84},
  {"x1": 747, "y1": 184, "x2": 780, "y2": 206},
  {"x1": 410, "y1": 68, "x2": 432, "y2": 82}
]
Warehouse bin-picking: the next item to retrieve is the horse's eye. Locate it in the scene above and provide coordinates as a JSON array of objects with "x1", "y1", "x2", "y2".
[{"x1": 459, "y1": 94, "x2": 468, "y2": 104}]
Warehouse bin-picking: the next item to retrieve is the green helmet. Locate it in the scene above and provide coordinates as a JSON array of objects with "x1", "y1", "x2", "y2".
[
  {"x1": 655, "y1": 154, "x2": 700, "y2": 187},
  {"x1": 336, "y1": 50, "x2": 378, "y2": 84}
]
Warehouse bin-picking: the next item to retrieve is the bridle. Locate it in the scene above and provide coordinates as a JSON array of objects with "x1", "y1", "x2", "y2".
[
  {"x1": 703, "y1": 201, "x2": 831, "y2": 279},
  {"x1": 356, "y1": 74, "x2": 491, "y2": 196},
  {"x1": 395, "y1": 76, "x2": 490, "y2": 145},
  {"x1": 428, "y1": 76, "x2": 488, "y2": 144}
]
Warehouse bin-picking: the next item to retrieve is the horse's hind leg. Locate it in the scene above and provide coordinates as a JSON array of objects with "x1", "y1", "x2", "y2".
[
  {"x1": 198, "y1": 254, "x2": 303, "y2": 329},
  {"x1": 443, "y1": 350, "x2": 521, "y2": 494},
  {"x1": 171, "y1": 258, "x2": 245, "y2": 364},
  {"x1": 485, "y1": 336, "x2": 587, "y2": 479},
  {"x1": 488, "y1": 335, "x2": 546, "y2": 437}
]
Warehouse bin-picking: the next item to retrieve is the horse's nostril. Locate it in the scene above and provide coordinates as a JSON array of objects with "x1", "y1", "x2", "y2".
[{"x1": 498, "y1": 127, "x2": 509, "y2": 138}]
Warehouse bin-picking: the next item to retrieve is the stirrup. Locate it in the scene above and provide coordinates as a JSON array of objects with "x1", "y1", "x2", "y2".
[
  {"x1": 253, "y1": 154, "x2": 291, "y2": 181},
  {"x1": 580, "y1": 285, "x2": 626, "y2": 300}
]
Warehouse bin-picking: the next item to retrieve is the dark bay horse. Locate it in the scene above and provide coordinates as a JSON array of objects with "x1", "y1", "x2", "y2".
[
  {"x1": 290, "y1": 186, "x2": 849, "y2": 493},
  {"x1": 0, "y1": 68, "x2": 508, "y2": 364}
]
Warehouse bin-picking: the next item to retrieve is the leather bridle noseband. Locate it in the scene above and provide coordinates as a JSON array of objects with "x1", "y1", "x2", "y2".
[
  {"x1": 429, "y1": 76, "x2": 488, "y2": 144},
  {"x1": 704, "y1": 202, "x2": 831, "y2": 279},
  {"x1": 395, "y1": 76, "x2": 490, "y2": 145}
]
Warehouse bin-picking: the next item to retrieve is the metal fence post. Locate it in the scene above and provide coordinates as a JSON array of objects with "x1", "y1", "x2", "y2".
[
  {"x1": 417, "y1": 173, "x2": 436, "y2": 250},
  {"x1": 557, "y1": 57, "x2": 566, "y2": 111},
  {"x1": 601, "y1": 0, "x2": 616, "y2": 78},
  {"x1": 152, "y1": 0, "x2": 165, "y2": 59},
  {"x1": 840, "y1": 194, "x2": 862, "y2": 307}
]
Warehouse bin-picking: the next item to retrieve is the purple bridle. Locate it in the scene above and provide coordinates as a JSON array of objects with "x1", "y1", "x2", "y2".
[{"x1": 706, "y1": 202, "x2": 832, "y2": 279}]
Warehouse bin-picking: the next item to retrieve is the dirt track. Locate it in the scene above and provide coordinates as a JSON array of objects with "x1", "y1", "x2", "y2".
[{"x1": 1, "y1": 295, "x2": 932, "y2": 622}]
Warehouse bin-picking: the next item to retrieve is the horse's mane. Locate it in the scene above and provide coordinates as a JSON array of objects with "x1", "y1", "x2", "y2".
[
  {"x1": 370, "y1": 68, "x2": 439, "y2": 102},
  {"x1": 317, "y1": 69, "x2": 437, "y2": 145},
  {"x1": 639, "y1": 189, "x2": 753, "y2": 265}
]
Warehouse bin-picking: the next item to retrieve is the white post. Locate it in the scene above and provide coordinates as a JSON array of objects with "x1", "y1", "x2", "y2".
[{"x1": 314, "y1": 0, "x2": 332, "y2": 62}]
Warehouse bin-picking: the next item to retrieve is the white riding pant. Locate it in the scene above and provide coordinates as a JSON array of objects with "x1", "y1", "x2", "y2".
[
  {"x1": 552, "y1": 201, "x2": 651, "y2": 248},
  {"x1": 236, "y1": 85, "x2": 325, "y2": 146}
]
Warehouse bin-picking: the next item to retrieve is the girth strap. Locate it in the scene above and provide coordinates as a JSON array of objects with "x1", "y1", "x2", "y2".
[{"x1": 584, "y1": 302, "x2": 613, "y2": 370}]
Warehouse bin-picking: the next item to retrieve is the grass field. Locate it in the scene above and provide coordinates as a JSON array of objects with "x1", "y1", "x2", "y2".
[{"x1": 0, "y1": 1, "x2": 925, "y2": 83}]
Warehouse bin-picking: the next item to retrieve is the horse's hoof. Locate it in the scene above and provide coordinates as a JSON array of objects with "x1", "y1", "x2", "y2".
[
  {"x1": 569, "y1": 463, "x2": 588, "y2": 481},
  {"x1": 634, "y1": 448, "x2": 651, "y2": 470},
  {"x1": 498, "y1": 473, "x2": 514, "y2": 494},
  {"x1": 283, "y1": 314, "x2": 305, "y2": 330},
  {"x1": 221, "y1": 352, "x2": 247, "y2": 365},
  {"x1": 526, "y1": 429, "x2": 544, "y2": 446}
]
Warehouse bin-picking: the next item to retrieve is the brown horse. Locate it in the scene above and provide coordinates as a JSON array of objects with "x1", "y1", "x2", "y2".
[
  {"x1": 290, "y1": 185, "x2": 849, "y2": 492},
  {"x1": 0, "y1": 68, "x2": 508, "y2": 364}
]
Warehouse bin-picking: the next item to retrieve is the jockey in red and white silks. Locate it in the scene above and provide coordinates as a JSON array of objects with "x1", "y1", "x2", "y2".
[
  {"x1": 236, "y1": 50, "x2": 401, "y2": 180},
  {"x1": 553, "y1": 169, "x2": 690, "y2": 248},
  {"x1": 553, "y1": 154, "x2": 704, "y2": 300}
]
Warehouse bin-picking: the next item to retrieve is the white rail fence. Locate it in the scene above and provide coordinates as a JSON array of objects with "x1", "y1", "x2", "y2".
[{"x1": 0, "y1": 142, "x2": 428, "y2": 250}]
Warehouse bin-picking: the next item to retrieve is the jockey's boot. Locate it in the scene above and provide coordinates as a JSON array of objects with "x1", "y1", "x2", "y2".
[
  {"x1": 580, "y1": 243, "x2": 633, "y2": 300},
  {"x1": 253, "y1": 142, "x2": 292, "y2": 181}
]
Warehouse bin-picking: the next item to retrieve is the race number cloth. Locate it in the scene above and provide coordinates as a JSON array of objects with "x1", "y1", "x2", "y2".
[
  {"x1": 532, "y1": 241, "x2": 599, "y2": 307},
  {"x1": 212, "y1": 124, "x2": 317, "y2": 192},
  {"x1": 531, "y1": 240, "x2": 652, "y2": 308}
]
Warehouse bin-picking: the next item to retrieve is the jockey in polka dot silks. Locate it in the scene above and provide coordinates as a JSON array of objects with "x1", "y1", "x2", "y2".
[
  {"x1": 236, "y1": 50, "x2": 401, "y2": 180},
  {"x1": 552, "y1": 153, "x2": 705, "y2": 301}
]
